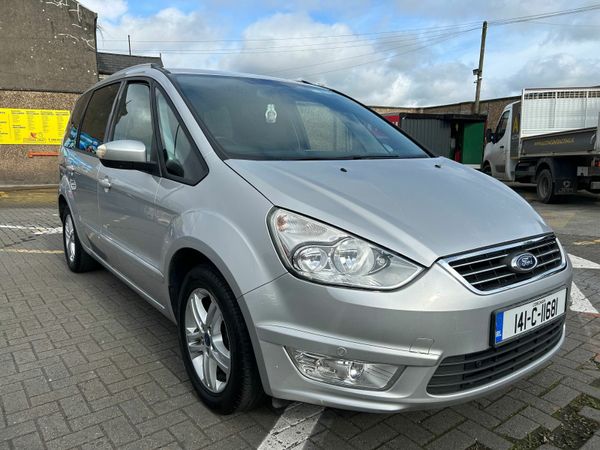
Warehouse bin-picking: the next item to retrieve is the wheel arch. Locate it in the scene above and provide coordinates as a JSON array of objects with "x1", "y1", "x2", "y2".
[
  {"x1": 58, "y1": 194, "x2": 68, "y2": 218},
  {"x1": 535, "y1": 160, "x2": 553, "y2": 179},
  {"x1": 167, "y1": 245, "x2": 243, "y2": 322},
  {"x1": 166, "y1": 244, "x2": 272, "y2": 395}
]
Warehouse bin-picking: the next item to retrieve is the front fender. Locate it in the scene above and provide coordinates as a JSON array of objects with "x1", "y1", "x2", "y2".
[
  {"x1": 158, "y1": 161, "x2": 287, "y2": 302},
  {"x1": 164, "y1": 212, "x2": 286, "y2": 302}
]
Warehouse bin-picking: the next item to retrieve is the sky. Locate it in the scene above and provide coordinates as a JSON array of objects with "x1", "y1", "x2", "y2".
[{"x1": 79, "y1": 0, "x2": 600, "y2": 107}]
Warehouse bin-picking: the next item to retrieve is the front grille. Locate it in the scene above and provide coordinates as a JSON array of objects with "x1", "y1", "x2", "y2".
[
  {"x1": 444, "y1": 235, "x2": 564, "y2": 292},
  {"x1": 427, "y1": 317, "x2": 564, "y2": 395}
]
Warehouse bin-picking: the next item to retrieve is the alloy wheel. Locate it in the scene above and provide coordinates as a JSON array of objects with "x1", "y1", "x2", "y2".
[
  {"x1": 64, "y1": 215, "x2": 76, "y2": 263},
  {"x1": 184, "y1": 288, "x2": 231, "y2": 393}
]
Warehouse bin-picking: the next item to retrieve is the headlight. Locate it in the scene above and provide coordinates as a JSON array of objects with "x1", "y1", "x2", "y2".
[{"x1": 268, "y1": 209, "x2": 422, "y2": 290}]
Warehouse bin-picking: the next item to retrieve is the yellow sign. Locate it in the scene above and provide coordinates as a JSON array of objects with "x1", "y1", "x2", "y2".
[{"x1": 0, "y1": 108, "x2": 70, "y2": 145}]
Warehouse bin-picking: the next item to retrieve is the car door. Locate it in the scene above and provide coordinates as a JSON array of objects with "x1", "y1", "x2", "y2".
[
  {"x1": 64, "y1": 83, "x2": 121, "y2": 247},
  {"x1": 489, "y1": 110, "x2": 511, "y2": 180},
  {"x1": 96, "y1": 79, "x2": 164, "y2": 299}
]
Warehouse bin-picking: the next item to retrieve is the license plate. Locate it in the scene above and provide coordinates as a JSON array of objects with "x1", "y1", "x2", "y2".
[{"x1": 493, "y1": 288, "x2": 567, "y2": 346}]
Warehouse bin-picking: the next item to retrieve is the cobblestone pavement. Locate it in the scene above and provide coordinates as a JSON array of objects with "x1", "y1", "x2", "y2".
[{"x1": 0, "y1": 188, "x2": 599, "y2": 449}]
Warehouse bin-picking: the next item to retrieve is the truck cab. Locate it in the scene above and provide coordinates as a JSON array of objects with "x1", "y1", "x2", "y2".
[
  {"x1": 482, "y1": 102, "x2": 518, "y2": 181},
  {"x1": 482, "y1": 88, "x2": 600, "y2": 203}
]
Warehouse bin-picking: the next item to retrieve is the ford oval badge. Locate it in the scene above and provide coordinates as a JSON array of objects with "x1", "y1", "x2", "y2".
[{"x1": 510, "y1": 252, "x2": 538, "y2": 273}]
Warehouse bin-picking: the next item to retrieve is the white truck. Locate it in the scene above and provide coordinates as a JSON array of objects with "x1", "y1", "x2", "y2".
[{"x1": 482, "y1": 87, "x2": 600, "y2": 203}]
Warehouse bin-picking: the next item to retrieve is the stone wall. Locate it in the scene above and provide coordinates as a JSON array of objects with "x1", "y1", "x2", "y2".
[
  {"x1": 0, "y1": 90, "x2": 78, "y2": 185},
  {"x1": 0, "y1": 0, "x2": 97, "y2": 93}
]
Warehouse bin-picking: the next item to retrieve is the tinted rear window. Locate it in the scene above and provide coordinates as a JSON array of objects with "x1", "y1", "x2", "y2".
[
  {"x1": 78, "y1": 83, "x2": 120, "y2": 154},
  {"x1": 62, "y1": 92, "x2": 90, "y2": 150}
]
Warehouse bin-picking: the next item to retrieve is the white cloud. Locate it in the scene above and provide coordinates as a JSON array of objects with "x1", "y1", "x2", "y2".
[
  {"x1": 79, "y1": 0, "x2": 127, "y2": 21},
  {"x1": 86, "y1": 1, "x2": 600, "y2": 106},
  {"x1": 94, "y1": 7, "x2": 225, "y2": 70}
]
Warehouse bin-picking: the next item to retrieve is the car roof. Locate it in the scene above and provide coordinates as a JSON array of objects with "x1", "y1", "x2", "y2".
[
  {"x1": 103, "y1": 63, "x2": 311, "y2": 86},
  {"x1": 82, "y1": 63, "x2": 329, "y2": 101}
]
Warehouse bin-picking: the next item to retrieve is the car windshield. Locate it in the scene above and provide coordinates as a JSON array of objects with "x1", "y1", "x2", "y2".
[{"x1": 174, "y1": 74, "x2": 429, "y2": 161}]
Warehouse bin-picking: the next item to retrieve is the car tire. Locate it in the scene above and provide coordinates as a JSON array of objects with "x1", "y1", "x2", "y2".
[
  {"x1": 536, "y1": 168, "x2": 558, "y2": 203},
  {"x1": 178, "y1": 265, "x2": 264, "y2": 414},
  {"x1": 61, "y1": 209, "x2": 98, "y2": 273}
]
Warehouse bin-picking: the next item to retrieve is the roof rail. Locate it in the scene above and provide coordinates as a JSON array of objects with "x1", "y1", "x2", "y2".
[
  {"x1": 295, "y1": 79, "x2": 326, "y2": 88},
  {"x1": 152, "y1": 64, "x2": 171, "y2": 75}
]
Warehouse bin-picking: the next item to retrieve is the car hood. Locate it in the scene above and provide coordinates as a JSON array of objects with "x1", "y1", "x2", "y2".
[{"x1": 226, "y1": 157, "x2": 551, "y2": 267}]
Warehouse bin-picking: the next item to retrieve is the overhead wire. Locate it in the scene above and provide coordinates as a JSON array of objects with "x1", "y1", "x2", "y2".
[
  {"x1": 91, "y1": 2, "x2": 600, "y2": 78},
  {"x1": 95, "y1": 20, "x2": 485, "y2": 44},
  {"x1": 267, "y1": 27, "x2": 480, "y2": 76},
  {"x1": 270, "y1": 3, "x2": 600, "y2": 78},
  {"x1": 96, "y1": 25, "x2": 481, "y2": 55}
]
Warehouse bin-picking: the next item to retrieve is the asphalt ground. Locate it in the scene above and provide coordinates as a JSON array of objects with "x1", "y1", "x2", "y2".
[{"x1": 0, "y1": 186, "x2": 599, "y2": 450}]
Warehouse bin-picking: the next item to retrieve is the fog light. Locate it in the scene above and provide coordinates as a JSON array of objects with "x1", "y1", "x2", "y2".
[{"x1": 287, "y1": 348, "x2": 401, "y2": 390}]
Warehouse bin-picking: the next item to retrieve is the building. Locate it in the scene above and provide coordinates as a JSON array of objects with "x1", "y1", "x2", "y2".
[
  {"x1": 0, "y1": 0, "x2": 97, "y2": 185},
  {"x1": 0, "y1": 0, "x2": 162, "y2": 186},
  {"x1": 97, "y1": 52, "x2": 163, "y2": 79},
  {"x1": 381, "y1": 112, "x2": 487, "y2": 167},
  {"x1": 371, "y1": 95, "x2": 520, "y2": 167},
  {"x1": 371, "y1": 95, "x2": 520, "y2": 139}
]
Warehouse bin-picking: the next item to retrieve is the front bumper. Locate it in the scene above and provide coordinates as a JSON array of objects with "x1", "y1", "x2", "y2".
[{"x1": 239, "y1": 259, "x2": 572, "y2": 413}]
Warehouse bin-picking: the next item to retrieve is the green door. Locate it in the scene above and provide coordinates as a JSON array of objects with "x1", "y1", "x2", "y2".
[{"x1": 461, "y1": 122, "x2": 485, "y2": 165}]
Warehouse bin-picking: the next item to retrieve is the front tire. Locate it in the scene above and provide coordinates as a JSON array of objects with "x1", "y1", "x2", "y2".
[
  {"x1": 61, "y1": 209, "x2": 97, "y2": 272},
  {"x1": 178, "y1": 265, "x2": 264, "y2": 414},
  {"x1": 536, "y1": 168, "x2": 557, "y2": 203}
]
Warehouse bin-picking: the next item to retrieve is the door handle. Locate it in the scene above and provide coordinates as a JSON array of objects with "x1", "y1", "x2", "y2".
[
  {"x1": 99, "y1": 177, "x2": 112, "y2": 190},
  {"x1": 499, "y1": 145, "x2": 505, "y2": 149}
]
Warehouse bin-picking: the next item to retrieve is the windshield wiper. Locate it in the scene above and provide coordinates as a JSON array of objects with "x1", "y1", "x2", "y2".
[
  {"x1": 348, "y1": 155, "x2": 402, "y2": 160},
  {"x1": 290, "y1": 154, "x2": 402, "y2": 161}
]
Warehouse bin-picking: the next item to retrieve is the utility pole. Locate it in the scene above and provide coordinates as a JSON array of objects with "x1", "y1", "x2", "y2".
[
  {"x1": 473, "y1": 21, "x2": 487, "y2": 114},
  {"x1": 128, "y1": 35, "x2": 132, "y2": 55}
]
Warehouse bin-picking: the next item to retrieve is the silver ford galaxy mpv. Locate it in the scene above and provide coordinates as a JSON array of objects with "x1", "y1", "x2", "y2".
[{"x1": 58, "y1": 64, "x2": 572, "y2": 414}]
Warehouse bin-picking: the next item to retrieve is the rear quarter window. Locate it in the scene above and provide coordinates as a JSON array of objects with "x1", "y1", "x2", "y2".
[
  {"x1": 78, "y1": 83, "x2": 120, "y2": 155},
  {"x1": 62, "y1": 92, "x2": 90, "y2": 150}
]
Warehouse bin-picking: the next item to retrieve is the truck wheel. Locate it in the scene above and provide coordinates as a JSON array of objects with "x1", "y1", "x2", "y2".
[
  {"x1": 178, "y1": 265, "x2": 264, "y2": 414},
  {"x1": 482, "y1": 163, "x2": 492, "y2": 176},
  {"x1": 62, "y1": 209, "x2": 98, "y2": 273},
  {"x1": 536, "y1": 168, "x2": 557, "y2": 203}
]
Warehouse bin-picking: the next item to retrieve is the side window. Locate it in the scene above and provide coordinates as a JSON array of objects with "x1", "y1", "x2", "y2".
[
  {"x1": 155, "y1": 88, "x2": 207, "y2": 184},
  {"x1": 78, "y1": 83, "x2": 120, "y2": 155},
  {"x1": 62, "y1": 92, "x2": 89, "y2": 150},
  {"x1": 112, "y1": 82, "x2": 155, "y2": 161},
  {"x1": 495, "y1": 111, "x2": 509, "y2": 140}
]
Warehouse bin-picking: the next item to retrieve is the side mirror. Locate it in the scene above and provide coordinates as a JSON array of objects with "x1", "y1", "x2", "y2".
[
  {"x1": 97, "y1": 140, "x2": 155, "y2": 172},
  {"x1": 485, "y1": 128, "x2": 495, "y2": 143}
]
